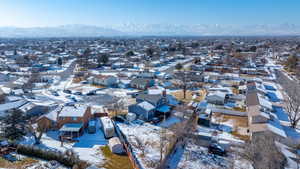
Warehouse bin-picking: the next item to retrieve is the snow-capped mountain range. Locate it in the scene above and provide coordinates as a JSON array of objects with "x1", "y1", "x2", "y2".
[{"x1": 0, "y1": 24, "x2": 299, "y2": 37}]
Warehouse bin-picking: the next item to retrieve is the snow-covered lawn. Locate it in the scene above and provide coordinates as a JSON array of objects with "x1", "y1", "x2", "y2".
[
  {"x1": 177, "y1": 139, "x2": 230, "y2": 169},
  {"x1": 176, "y1": 139, "x2": 253, "y2": 169},
  {"x1": 21, "y1": 121, "x2": 108, "y2": 165},
  {"x1": 197, "y1": 126, "x2": 244, "y2": 144},
  {"x1": 117, "y1": 122, "x2": 174, "y2": 169}
]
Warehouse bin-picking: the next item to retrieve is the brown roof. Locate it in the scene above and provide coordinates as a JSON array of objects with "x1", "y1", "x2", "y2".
[{"x1": 94, "y1": 75, "x2": 113, "y2": 80}]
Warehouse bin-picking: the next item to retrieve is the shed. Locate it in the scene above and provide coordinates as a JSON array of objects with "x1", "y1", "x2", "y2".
[{"x1": 108, "y1": 137, "x2": 125, "y2": 155}]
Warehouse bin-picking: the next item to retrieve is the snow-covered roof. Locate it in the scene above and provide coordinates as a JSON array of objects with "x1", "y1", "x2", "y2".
[
  {"x1": 60, "y1": 123, "x2": 83, "y2": 132},
  {"x1": 59, "y1": 104, "x2": 88, "y2": 117},
  {"x1": 207, "y1": 91, "x2": 226, "y2": 99},
  {"x1": 41, "y1": 105, "x2": 63, "y2": 122},
  {"x1": 258, "y1": 94, "x2": 273, "y2": 110},
  {"x1": 0, "y1": 100, "x2": 28, "y2": 114},
  {"x1": 138, "y1": 101, "x2": 155, "y2": 111},
  {"x1": 91, "y1": 105, "x2": 107, "y2": 114},
  {"x1": 100, "y1": 116, "x2": 114, "y2": 129},
  {"x1": 267, "y1": 121, "x2": 287, "y2": 138}
]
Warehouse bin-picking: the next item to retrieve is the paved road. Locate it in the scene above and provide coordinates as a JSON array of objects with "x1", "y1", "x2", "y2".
[
  {"x1": 41, "y1": 59, "x2": 77, "y2": 81},
  {"x1": 164, "y1": 58, "x2": 195, "y2": 74},
  {"x1": 59, "y1": 60, "x2": 77, "y2": 81}
]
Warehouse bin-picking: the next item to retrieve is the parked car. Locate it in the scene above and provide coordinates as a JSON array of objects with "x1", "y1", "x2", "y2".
[
  {"x1": 208, "y1": 143, "x2": 226, "y2": 156},
  {"x1": 63, "y1": 89, "x2": 72, "y2": 94},
  {"x1": 151, "y1": 117, "x2": 161, "y2": 124},
  {"x1": 74, "y1": 91, "x2": 82, "y2": 95},
  {"x1": 86, "y1": 91, "x2": 96, "y2": 96},
  {"x1": 52, "y1": 91, "x2": 59, "y2": 96},
  {"x1": 65, "y1": 102, "x2": 76, "y2": 106}
]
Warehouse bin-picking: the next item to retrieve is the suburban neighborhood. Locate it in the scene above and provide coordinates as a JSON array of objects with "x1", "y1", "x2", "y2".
[
  {"x1": 1, "y1": 1, "x2": 300, "y2": 169},
  {"x1": 0, "y1": 36, "x2": 299, "y2": 169}
]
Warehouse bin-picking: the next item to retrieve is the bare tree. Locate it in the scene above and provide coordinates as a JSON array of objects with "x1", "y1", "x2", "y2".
[
  {"x1": 27, "y1": 120, "x2": 48, "y2": 145},
  {"x1": 239, "y1": 133, "x2": 286, "y2": 169},
  {"x1": 132, "y1": 136, "x2": 149, "y2": 157},
  {"x1": 23, "y1": 71, "x2": 41, "y2": 93},
  {"x1": 174, "y1": 104, "x2": 192, "y2": 119},
  {"x1": 107, "y1": 99, "x2": 126, "y2": 118},
  {"x1": 286, "y1": 86, "x2": 300, "y2": 128}
]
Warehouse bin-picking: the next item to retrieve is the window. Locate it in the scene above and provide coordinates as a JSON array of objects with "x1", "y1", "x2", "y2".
[{"x1": 72, "y1": 117, "x2": 78, "y2": 121}]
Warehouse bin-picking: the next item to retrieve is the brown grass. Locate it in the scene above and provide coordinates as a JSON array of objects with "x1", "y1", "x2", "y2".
[
  {"x1": 90, "y1": 84, "x2": 106, "y2": 88},
  {"x1": 0, "y1": 157, "x2": 39, "y2": 169},
  {"x1": 98, "y1": 146, "x2": 132, "y2": 169},
  {"x1": 231, "y1": 131, "x2": 250, "y2": 141},
  {"x1": 171, "y1": 89, "x2": 206, "y2": 103},
  {"x1": 220, "y1": 115, "x2": 248, "y2": 127},
  {"x1": 232, "y1": 88, "x2": 239, "y2": 95},
  {"x1": 214, "y1": 114, "x2": 250, "y2": 141}
]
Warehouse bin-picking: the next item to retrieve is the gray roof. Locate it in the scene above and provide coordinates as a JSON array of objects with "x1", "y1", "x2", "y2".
[
  {"x1": 136, "y1": 94, "x2": 163, "y2": 106},
  {"x1": 41, "y1": 105, "x2": 63, "y2": 122},
  {"x1": 0, "y1": 100, "x2": 28, "y2": 114},
  {"x1": 130, "y1": 78, "x2": 151, "y2": 86}
]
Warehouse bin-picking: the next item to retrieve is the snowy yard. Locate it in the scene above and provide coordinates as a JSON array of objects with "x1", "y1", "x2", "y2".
[
  {"x1": 176, "y1": 139, "x2": 252, "y2": 169},
  {"x1": 21, "y1": 121, "x2": 108, "y2": 165},
  {"x1": 117, "y1": 121, "x2": 174, "y2": 169},
  {"x1": 177, "y1": 139, "x2": 230, "y2": 169}
]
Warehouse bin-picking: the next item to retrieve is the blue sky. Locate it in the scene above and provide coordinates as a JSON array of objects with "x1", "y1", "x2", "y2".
[{"x1": 0, "y1": 0, "x2": 299, "y2": 27}]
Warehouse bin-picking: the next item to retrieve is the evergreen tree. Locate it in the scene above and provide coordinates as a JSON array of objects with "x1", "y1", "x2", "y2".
[
  {"x1": 125, "y1": 50, "x2": 134, "y2": 57},
  {"x1": 57, "y1": 57, "x2": 63, "y2": 66},
  {"x1": 175, "y1": 63, "x2": 183, "y2": 70},
  {"x1": 97, "y1": 54, "x2": 109, "y2": 66},
  {"x1": 2, "y1": 109, "x2": 27, "y2": 140}
]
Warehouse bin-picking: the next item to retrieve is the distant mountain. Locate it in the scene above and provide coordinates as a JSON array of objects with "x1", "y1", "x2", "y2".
[
  {"x1": 0, "y1": 24, "x2": 299, "y2": 37},
  {"x1": 0, "y1": 25, "x2": 124, "y2": 38},
  {"x1": 115, "y1": 23, "x2": 300, "y2": 36}
]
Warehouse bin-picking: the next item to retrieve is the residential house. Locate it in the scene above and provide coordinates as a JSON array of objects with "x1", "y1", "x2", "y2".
[
  {"x1": 129, "y1": 91, "x2": 178, "y2": 121},
  {"x1": 206, "y1": 91, "x2": 226, "y2": 105},
  {"x1": 37, "y1": 105, "x2": 63, "y2": 131},
  {"x1": 246, "y1": 90, "x2": 287, "y2": 139},
  {"x1": 130, "y1": 78, "x2": 155, "y2": 90},
  {"x1": 118, "y1": 79, "x2": 131, "y2": 89},
  {"x1": 58, "y1": 104, "x2": 92, "y2": 138},
  {"x1": 89, "y1": 75, "x2": 118, "y2": 87},
  {"x1": 0, "y1": 100, "x2": 28, "y2": 117},
  {"x1": 128, "y1": 101, "x2": 155, "y2": 121},
  {"x1": 19, "y1": 101, "x2": 51, "y2": 117}
]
